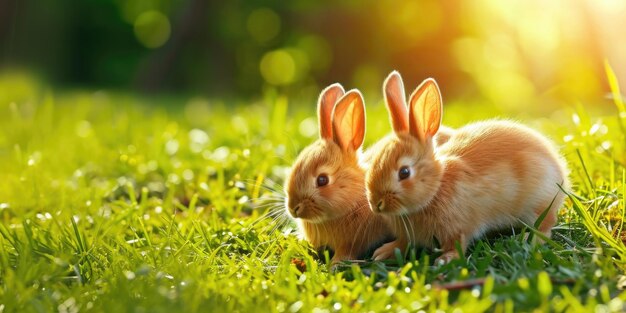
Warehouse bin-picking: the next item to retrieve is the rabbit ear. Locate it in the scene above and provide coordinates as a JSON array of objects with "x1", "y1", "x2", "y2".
[
  {"x1": 332, "y1": 90, "x2": 366, "y2": 152},
  {"x1": 383, "y1": 71, "x2": 409, "y2": 134},
  {"x1": 408, "y1": 78, "x2": 442, "y2": 143},
  {"x1": 318, "y1": 83, "x2": 345, "y2": 140}
]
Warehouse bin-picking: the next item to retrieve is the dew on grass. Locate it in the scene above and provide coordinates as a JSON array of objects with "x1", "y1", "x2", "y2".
[
  {"x1": 168, "y1": 173, "x2": 180, "y2": 185},
  {"x1": 235, "y1": 181, "x2": 246, "y2": 190},
  {"x1": 589, "y1": 123, "x2": 600, "y2": 135},
  {"x1": 333, "y1": 303, "x2": 342, "y2": 311},
  {"x1": 36, "y1": 212, "x2": 52, "y2": 221},
  {"x1": 289, "y1": 301, "x2": 303, "y2": 312},
  {"x1": 155, "y1": 206, "x2": 163, "y2": 214},
  {"x1": 297, "y1": 273, "x2": 306, "y2": 284},
  {"x1": 590, "y1": 122, "x2": 609, "y2": 136},
  {"x1": 601, "y1": 141, "x2": 612, "y2": 150},
  {"x1": 212, "y1": 146, "x2": 230, "y2": 162},
  {"x1": 189, "y1": 128, "x2": 209, "y2": 153},
  {"x1": 58, "y1": 297, "x2": 78, "y2": 313},
  {"x1": 471, "y1": 288, "x2": 481, "y2": 297},
  {"x1": 165, "y1": 139, "x2": 179, "y2": 155},
  {"x1": 124, "y1": 271, "x2": 136, "y2": 280},
  {"x1": 156, "y1": 272, "x2": 174, "y2": 280},
  {"x1": 126, "y1": 238, "x2": 145, "y2": 244},
  {"x1": 182, "y1": 169, "x2": 194, "y2": 181},
  {"x1": 572, "y1": 113, "x2": 580, "y2": 125},
  {"x1": 0, "y1": 203, "x2": 9, "y2": 210},
  {"x1": 28, "y1": 151, "x2": 41, "y2": 166}
]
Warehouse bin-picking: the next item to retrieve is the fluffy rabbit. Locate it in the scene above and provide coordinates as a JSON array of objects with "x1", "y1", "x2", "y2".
[
  {"x1": 284, "y1": 84, "x2": 392, "y2": 263},
  {"x1": 365, "y1": 73, "x2": 569, "y2": 264}
]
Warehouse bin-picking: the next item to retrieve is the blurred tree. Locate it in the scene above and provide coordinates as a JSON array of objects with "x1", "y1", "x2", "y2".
[{"x1": 0, "y1": 0, "x2": 624, "y2": 111}]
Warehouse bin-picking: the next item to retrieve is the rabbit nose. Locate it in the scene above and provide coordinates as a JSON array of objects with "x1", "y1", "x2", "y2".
[
  {"x1": 377, "y1": 200, "x2": 384, "y2": 212},
  {"x1": 292, "y1": 204, "x2": 302, "y2": 217}
]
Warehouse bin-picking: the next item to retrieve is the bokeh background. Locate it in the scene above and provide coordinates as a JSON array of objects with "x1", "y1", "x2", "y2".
[{"x1": 1, "y1": 0, "x2": 626, "y2": 112}]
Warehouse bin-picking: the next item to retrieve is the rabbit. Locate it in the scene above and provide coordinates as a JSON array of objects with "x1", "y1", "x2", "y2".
[
  {"x1": 284, "y1": 83, "x2": 393, "y2": 263},
  {"x1": 364, "y1": 73, "x2": 570, "y2": 264}
]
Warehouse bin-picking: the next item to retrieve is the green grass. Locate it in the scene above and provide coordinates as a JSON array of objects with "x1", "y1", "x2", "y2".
[{"x1": 1, "y1": 71, "x2": 626, "y2": 312}]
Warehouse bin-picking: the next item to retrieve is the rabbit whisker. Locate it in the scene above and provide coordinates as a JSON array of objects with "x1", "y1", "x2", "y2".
[
  {"x1": 251, "y1": 207, "x2": 287, "y2": 227},
  {"x1": 266, "y1": 214, "x2": 289, "y2": 235},
  {"x1": 401, "y1": 209, "x2": 416, "y2": 246},
  {"x1": 249, "y1": 201, "x2": 283, "y2": 209}
]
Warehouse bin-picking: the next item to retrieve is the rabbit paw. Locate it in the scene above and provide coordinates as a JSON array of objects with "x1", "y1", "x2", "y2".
[
  {"x1": 435, "y1": 250, "x2": 460, "y2": 265},
  {"x1": 373, "y1": 241, "x2": 402, "y2": 261}
]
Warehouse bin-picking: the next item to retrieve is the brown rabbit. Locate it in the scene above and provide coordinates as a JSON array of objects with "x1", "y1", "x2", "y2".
[
  {"x1": 284, "y1": 84, "x2": 392, "y2": 263},
  {"x1": 365, "y1": 74, "x2": 569, "y2": 264}
]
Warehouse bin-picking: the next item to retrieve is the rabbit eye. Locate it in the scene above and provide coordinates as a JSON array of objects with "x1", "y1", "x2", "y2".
[
  {"x1": 398, "y1": 166, "x2": 411, "y2": 180},
  {"x1": 316, "y1": 174, "x2": 329, "y2": 187}
]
